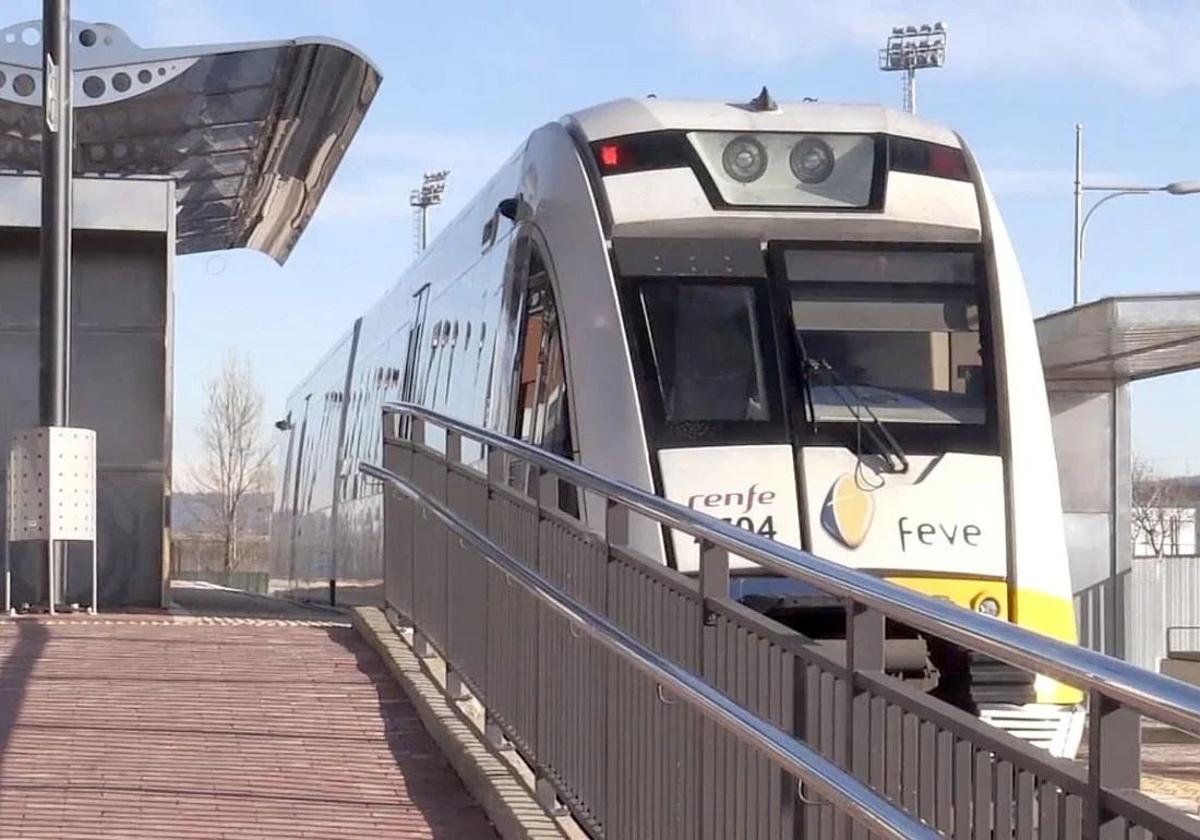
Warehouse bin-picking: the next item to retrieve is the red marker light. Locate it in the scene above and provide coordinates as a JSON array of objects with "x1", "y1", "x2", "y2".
[
  {"x1": 599, "y1": 143, "x2": 620, "y2": 169},
  {"x1": 927, "y1": 145, "x2": 969, "y2": 181}
]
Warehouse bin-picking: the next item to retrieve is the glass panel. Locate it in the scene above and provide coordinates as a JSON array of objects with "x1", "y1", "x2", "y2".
[
  {"x1": 789, "y1": 250, "x2": 987, "y2": 425},
  {"x1": 535, "y1": 303, "x2": 572, "y2": 459},
  {"x1": 641, "y1": 283, "x2": 771, "y2": 423},
  {"x1": 785, "y1": 250, "x2": 976, "y2": 285},
  {"x1": 687, "y1": 131, "x2": 876, "y2": 208},
  {"x1": 514, "y1": 292, "x2": 544, "y2": 444}
]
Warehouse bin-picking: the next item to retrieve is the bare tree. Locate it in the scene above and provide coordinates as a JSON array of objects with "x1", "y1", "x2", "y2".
[
  {"x1": 192, "y1": 349, "x2": 271, "y2": 574},
  {"x1": 1132, "y1": 457, "x2": 1186, "y2": 558}
]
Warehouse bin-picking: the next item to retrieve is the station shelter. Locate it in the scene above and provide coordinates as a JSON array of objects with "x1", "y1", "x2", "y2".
[
  {"x1": 1037, "y1": 294, "x2": 1200, "y2": 660},
  {"x1": 0, "y1": 19, "x2": 378, "y2": 606}
]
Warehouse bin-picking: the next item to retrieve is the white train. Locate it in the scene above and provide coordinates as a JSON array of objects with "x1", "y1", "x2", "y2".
[{"x1": 269, "y1": 92, "x2": 1082, "y2": 752}]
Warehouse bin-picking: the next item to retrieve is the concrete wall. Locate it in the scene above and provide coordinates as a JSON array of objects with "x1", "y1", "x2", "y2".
[{"x1": 0, "y1": 176, "x2": 173, "y2": 608}]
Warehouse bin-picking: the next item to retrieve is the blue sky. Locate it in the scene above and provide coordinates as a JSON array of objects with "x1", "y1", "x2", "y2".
[{"x1": 12, "y1": 0, "x2": 1200, "y2": 477}]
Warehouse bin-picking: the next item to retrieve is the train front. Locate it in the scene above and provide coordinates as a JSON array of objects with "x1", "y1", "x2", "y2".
[{"x1": 572, "y1": 96, "x2": 1082, "y2": 755}]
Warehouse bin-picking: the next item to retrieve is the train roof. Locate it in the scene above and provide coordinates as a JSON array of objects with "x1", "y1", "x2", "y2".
[{"x1": 568, "y1": 96, "x2": 962, "y2": 149}]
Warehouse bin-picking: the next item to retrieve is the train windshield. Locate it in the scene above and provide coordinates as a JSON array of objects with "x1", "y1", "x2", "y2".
[
  {"x1": 640, "y1": 282, "x2": 772, "y2": 423},
  {"x1": 630, "y1": 278, "x2": 787, "y2": 446},
  {"x1": 785, "y1": 249, "x2": 987, "y2": 425}
]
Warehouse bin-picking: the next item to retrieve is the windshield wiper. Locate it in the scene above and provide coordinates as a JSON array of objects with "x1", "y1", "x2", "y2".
[{"x1": 802, "y1": 356, "x2": 910, "y2": 474}]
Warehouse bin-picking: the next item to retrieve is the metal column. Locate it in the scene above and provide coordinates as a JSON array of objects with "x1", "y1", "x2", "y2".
[
  {"x1": 39, "y1": 0, "x2": 74, "y2": 603},
  {"x1": 1073, "y1": 123, "x2": 1083, "y2": 306}
]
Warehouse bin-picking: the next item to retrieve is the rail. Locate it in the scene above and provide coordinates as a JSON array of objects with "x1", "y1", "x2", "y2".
[
  {"x1": 370, "y1": 401, "x2": 1200, "y2": 838},
  {"x1": 362, "y1": 460, "x2": 933, "y2": 839}
]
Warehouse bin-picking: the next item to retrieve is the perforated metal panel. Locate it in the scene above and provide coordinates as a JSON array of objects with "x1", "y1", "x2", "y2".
[{"x1": 7, "y1": 427, "x2": 97, "y2": 542}]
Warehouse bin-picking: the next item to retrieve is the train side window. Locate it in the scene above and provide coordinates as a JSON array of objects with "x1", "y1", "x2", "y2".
[
  {"x1": 513, "y1": 294, "x2": 544, "y2": 444},
  {"x1": 535, "y1": 301, "x2": 572, "y2": 460},
  {"x1": 511, "y1": 243, "x2": 577, "y2": 514},
  {"x1": 513, "y1": 254, "x2": 570, "y2": 453}
]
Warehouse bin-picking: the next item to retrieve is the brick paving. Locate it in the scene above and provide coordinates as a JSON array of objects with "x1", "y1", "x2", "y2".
[
  {"x1": 0, "y1": 600, "x2": 496, "y2": 838},
  {"x1": 1142, "y1": 742, "x2": 1200, "y2": 815}
]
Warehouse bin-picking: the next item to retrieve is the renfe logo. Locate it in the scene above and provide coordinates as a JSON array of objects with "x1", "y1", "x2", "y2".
[
  {"x1": 687, "y1": 484, "x2": 779, "y2": 540},
  {"x1": 687, "y1": 483, "x2": 775, "y2": 513}
]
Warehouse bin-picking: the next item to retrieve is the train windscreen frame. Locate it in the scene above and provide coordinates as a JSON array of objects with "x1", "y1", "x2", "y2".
[
  {"x1": 773, "y1": 243, "x2": 1000, "y2": 454},
  {"x1": 625, "y1": 277, "x2": 789, "y2": 448}
]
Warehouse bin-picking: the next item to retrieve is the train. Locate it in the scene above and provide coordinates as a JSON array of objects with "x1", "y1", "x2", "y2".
[{"x1": 268, "y1": 91, "x2": 1084, "y2": 756}]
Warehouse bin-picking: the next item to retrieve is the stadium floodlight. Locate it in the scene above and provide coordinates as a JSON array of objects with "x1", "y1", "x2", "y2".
[
  {"x1": 410, "y1": 170, "x2": 450, "y2": 254},
  {"x1": 878, "y1": 21, "x2": 948, "y2": 114}
]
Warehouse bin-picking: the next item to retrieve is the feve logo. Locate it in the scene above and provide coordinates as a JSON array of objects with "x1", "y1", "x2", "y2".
[{"x1": 820, "y1": 473, "x2": 874, "y2": 549}]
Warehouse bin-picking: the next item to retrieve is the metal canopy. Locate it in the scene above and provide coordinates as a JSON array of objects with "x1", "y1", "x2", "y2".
[
  {"x1": 1036, "y1": 294, "x2": 1200, "y2": 381},
  {"x1": 0, "y1": 19, "x2": 380, "y2": 264}
]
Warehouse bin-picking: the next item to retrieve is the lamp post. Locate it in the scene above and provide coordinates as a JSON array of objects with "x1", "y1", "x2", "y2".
[
  {"x1": 40, "y1": 0, "x2": 74, "y2": 605},
  {"x1": 878, "y1": 22, "x2": 947, "y2": 115},
  {"x1": 1073, "y1": 123, "x2": 1200, "y2": 306}
]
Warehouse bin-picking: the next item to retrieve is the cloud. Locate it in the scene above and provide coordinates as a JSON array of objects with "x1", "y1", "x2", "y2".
[{"x1": 673, "y1": 0, "x2": 1200, "y2": 92}]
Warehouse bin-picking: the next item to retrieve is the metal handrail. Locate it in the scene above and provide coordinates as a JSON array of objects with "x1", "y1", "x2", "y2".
[
  {"x1": 361, "y1": 459, "x2": 938, "y2": 839},
  {"x1": 381, "y1": 401, "x2": 1200, "y2": 739}
]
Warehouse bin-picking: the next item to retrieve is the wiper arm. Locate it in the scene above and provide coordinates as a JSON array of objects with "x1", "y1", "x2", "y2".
[
  {"x1": 804, "y1": 357, "x2": 910, "y2": 474},
  {"x1": 792, "y1": 332, "x2": 818, "y2": 430}
]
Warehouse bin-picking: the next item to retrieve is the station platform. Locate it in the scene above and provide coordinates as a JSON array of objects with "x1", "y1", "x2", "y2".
[
  {"x1": 1142, "y1": 743, "x2": 1200, "y2": 816},
  {"x1": 0, "y1": 583, "x2": 496, "y2": 839}
]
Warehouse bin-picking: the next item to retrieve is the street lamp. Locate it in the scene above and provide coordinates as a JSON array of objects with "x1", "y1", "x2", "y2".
[
  {"x1": 1073, "y1": 123, "x2": 1200, "y2": 306},
  {"x1": 878, "y1": 22, "x2": 947, "y2": 115}
]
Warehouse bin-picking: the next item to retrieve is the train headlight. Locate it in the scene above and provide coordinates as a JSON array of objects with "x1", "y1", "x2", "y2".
[
  {"x1": 974, "y1": 596, "x2": 1001, "y2": 618},
  {"x1": 789, "y1": 137, "x2": 835, "y2": 184},
  {"x1": 721, "y1": 136, "x2": 768, "y2": 183},
  {"x1": 688, "y1": 131, "x2": 877, "y2": 208}
]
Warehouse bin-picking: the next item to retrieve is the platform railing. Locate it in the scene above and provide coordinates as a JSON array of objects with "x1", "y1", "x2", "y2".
[{"x1": 367, "y1": 401, "x2": 1200, "y2": 839}]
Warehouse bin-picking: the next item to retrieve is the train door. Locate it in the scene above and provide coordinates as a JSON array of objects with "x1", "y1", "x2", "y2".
[
  {"x1": 400, "y1": 283, "x2": 431, "y2": 408},
  {"x1": 397, "y1": 283, "x2": 431, "y2": 441}
]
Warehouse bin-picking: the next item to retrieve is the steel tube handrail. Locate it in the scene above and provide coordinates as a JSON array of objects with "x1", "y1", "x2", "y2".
[
  {"x1": 361, "y1": 460, "x2": 938, "y2": 839},
  {"x1": 381, "y1": 401, "x2": 1200, "y2": 738}
]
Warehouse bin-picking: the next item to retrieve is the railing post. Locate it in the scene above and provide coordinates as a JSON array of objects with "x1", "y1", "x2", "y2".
[
  {"x1": 605, "y1": 498, "x2": 628, "y2": 549},
  {"x1": 1086, "y1": 690, "x2": 1140, "y2": 839},
  {"x1": 444, "y1": 429, "x2": 461, "y2": 685},
  {"x1": 486, "y1": 447, "x2": 505, "y2": 484},
  {"x1": 698, "y1": 538, "x2": 728, "y2": 840},
  {"x1": 404, "y1": 414, "x2": 419, "y2": 629},
  {"x1": 602, "y1": 498, "x2": 625, "y2": 831},
  {"x1": 483, "y1": 443, "x2": 512, "y2": 753},
  {"x1": 532, "y1": 465, "x2": 554, "y2": 807},
  {"x1": 445, "y1": 429, "x2": 461, "y2": 463},
  {"x1": 845, "y1": 602, "x2": 885, "y2": 840},
  {"x1": 535, "y1": 466, "x2": 558, "y2": 523},
  {"x1": 699, "y1": 539, "x2": 730, "y2": 611}
]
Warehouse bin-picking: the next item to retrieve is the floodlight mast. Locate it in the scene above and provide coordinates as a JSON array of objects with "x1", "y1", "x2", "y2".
[
  {"x1": 878, "y1": 22, "x2": 947, "y2": 115},
  {"x1": 410, "y1": 170, "x2": 449, "y2": 254}
]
